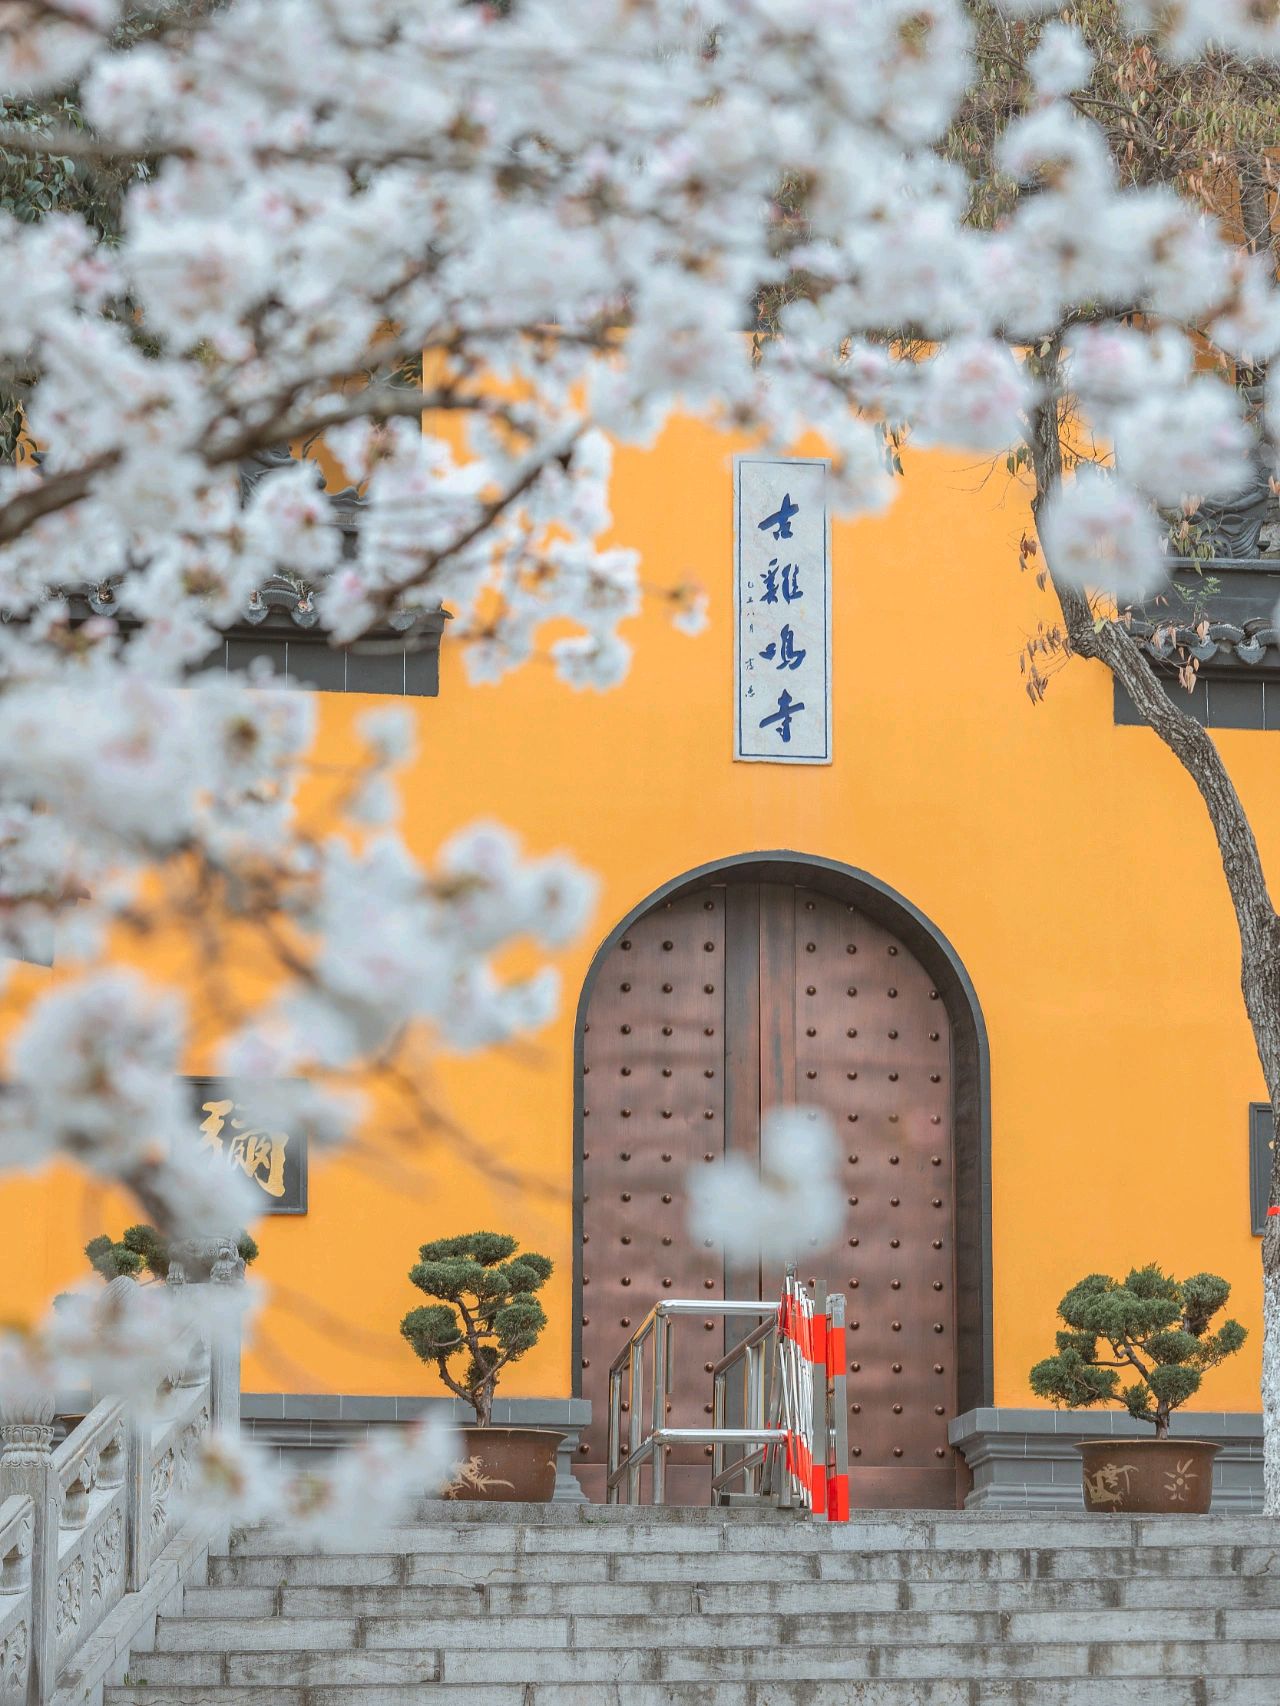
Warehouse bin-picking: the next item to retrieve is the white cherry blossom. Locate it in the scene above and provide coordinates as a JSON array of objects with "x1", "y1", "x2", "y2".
[
  {"x1": 1028, "y1": 22, "x2": 1095, "y2": 98},
  {"x1": 1110, "y1": 381, "x2": 1256, "y2": 508},
  {"x1": 1065, "y1": 326, "x2": 1195, "y2": 414},
  {"x1": 1212, "y1": 255, "x2": 1280, "y2": 366},
  {"x1": 915, "y1": 340, "x2": 1035, "y2": 453},
  {"x1": 0, "y1": 0, "x2": 120, "y2": 96},
  {"x1": 690, "y1": 1107, "x2": 842, "y2": 1261},
  {"x1": 1120, "y1": 0, "x2": 1280, "y2": 61},
  {"x1": 4, "y1": 0, "x2": 1280, "y2": 1527},
  {"x1": 177, "y1": 1419, "x2": 456, "y2": 1548},
  {"x1": 3, "y1": 969, "x2": 190, "y2": 1175},
  {"x1": 1037, "y1": 466, "x2": 1166, "y2": 603}
]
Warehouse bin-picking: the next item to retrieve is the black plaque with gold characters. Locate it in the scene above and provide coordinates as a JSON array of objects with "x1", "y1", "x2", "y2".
[
  {"x1": 1251, "y1": 1103, "x2": 1275, "y2": 1236},
  {"x1": 187, "y1": 1078, "x2": 308, "y2": 1216}
]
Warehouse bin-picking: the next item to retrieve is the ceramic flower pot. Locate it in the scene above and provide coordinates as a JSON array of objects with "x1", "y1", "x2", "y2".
[
  {"x1": 1075, "y1": 1439, "x2": 1220, "y2": 1513},
  {"x1": 439, "y1": 1426, "x2": 566, "y2": 1502}
]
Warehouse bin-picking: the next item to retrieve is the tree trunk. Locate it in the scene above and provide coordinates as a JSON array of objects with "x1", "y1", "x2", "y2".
[
  {"x1": 1240, "y1": 173, "x2": 1275, "y2": 269},
  {"x1": 1025, "y1": 384, "x2": 1280, "y2": 1511},
  {"x1": 1238, "y1": 159, "x2": 1280, "y2": 1513},
  {"x1": 1265, "y1": 1246, "x2": 1280, "y2": 1507},
  {"x1": 1260, "y1": 1108, "x2": 1280, "y2": 1512},
  {"x1": 1086, "y1": 624, "x2": 1280, "y2": 1513},
  {"x1": 474, "y1": 1382, "x2": 493, "y2": 1428}
]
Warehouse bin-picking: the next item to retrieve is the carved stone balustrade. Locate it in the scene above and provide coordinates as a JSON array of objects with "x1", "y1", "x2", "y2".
[
  {"x1": 0, "y1": 1494, "x2": 34, "y2": 1705},
  {"x1": 0, "y1": 1266, "x2": 243, "y2": 1706}
]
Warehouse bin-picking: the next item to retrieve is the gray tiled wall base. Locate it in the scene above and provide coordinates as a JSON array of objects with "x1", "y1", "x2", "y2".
[
  {"x1": 240, "y1": 1394, "x2": 592, "y2": 1504},
  {"x1": 950, "y1": 1408, "x2": 1264, "y2": 1512}
]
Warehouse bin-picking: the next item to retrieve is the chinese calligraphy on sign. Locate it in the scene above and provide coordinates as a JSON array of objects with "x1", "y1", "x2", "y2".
[
  {"x1": 734, "y1": 457, "x2": 831, "y2": 764},
  {"x1": 188, "y1": 1078, "x2": 309, "y2": 1214}
]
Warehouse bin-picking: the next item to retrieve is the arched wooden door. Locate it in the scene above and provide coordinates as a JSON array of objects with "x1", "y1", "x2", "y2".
[{"x1": 575, "y1": 869, "x2": 980, "y2": 1508}]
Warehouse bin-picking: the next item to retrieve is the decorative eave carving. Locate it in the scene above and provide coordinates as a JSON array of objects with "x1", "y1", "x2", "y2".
[
  {"x1": 63, "y1": 448, "x2": 450, "y2": 670},
  {"x1": 1129, "y1": 556, "x2": 1280, "y2": 676},
  {"x1": 237, "y1": 444, "x2": 366, "y2": 540},
  {"x1": 243, "y1": 575, "x2": 321, "y2": 630},
  {"x1": 1183, "y1": 382, "x2": 1280, "y2": 562},
  {"x1": 79, "y1": 570, "x2": 329, "y2": 634},
  {"x1": 1129, "y1": 612, "x2": 1280, "y2": 668},
  {"x1": 1126, "y1": 384, "x2": 1280, "y2": 674},
  {"x1": 70, "y1": 575, "x2": 448, "y2": 649}
]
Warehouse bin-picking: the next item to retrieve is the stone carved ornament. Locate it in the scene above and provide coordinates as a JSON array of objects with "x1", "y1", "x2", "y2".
[
  {"x1": 0, "y1": 1621, "x2": 28, "y2": 1698},
  {"x1": 174, "y1": 1408, "x2": 210, "y2": 1502},
  {"x1": 60, "y1": 1451, "x2": 99, "y2": 1531},
  {"x1": 150, "y1": 1450, "x2": 175, "y2": 1540},
  {"x1": 0, "y1": 1391, "x2": 56, "y2": 1461},
  {"x1": 88, "y1": 1512, "x2": 124, "y2": 1610},
  {"x1": 0, "y1": 1512, "x2": 33, "y2": 1594},
  {"x1": 55, "y1": 1562, "x2": 81, "y2": 1640}
]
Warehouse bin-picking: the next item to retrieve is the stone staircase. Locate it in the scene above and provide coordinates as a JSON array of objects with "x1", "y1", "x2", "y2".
[{"x1": 103, "y1": 1504, "x2": 1280, "y2": 1705}]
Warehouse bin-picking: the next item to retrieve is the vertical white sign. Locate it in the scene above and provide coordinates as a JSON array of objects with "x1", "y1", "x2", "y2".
[{"x1": 734, "y1": 456, "x2": 831, "y2": 765}]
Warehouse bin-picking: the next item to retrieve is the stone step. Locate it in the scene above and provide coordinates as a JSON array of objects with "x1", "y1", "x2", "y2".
[
  {"x1": 206, "y1": 1541, "x2": 1280, "y2": 1588},
  {"x1": 399, "y1": 1502, "x2": 1257, "y2": 1536},
  {"x1": 122, "y1": 1638, "x2": 1280, "y2": 1687},
  {"x1": 102, "y1": 1676, "x2": 1280, "y2": 1706},
  {"x1": 227, "y1": 1523, "x2": 731, "y2": 1556},
  {"x1": 407, "y1": 1499, "x2": 809, "y2": 1524},
  {"x1": 152, "y1": 1607, "x2": 1280, "y2": 1651},
  {"x1": 449, "y1": 1641, "x2": 1280, "y2": 1684},
  {"x1": 127, "y1": 1652, "x2": 441, "y2": 1686},
  {"x1": 226, "y1": 1513, "x2": 1278, "y2": 1556},
  {"x1": 181, "y1": 1573, "x2": 1280, "y2": 1618},
  {"x1": 111, "y1": 1508, "x2": 1280, "y2": 1706}
]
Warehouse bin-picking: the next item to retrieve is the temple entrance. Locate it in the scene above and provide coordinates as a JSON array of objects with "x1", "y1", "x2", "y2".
[{"x1": 573, "y1": 856, "x2": 990, "y2": 1508}]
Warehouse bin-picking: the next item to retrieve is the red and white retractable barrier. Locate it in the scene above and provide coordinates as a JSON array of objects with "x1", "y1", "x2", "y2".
[
  {"x1": 823, "y1": 1290, "x2": 851, "y2": 1522},
  {"x1": 776, "y1": 1270, "x2": 850, "y2": 1522}
]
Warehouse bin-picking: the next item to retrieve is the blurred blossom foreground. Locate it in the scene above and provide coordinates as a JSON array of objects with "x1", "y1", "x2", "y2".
[{"x1": 3, "y1": 0, "x2": 1280, "y2": 1587}]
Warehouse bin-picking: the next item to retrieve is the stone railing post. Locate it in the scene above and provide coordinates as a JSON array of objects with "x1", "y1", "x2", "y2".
[
  {"x1": 83, "y1": 1276, "x2": 149, "y2": 1598},
  {"x1": 207, "y1": 1241, "x2": 245, "y2": 1442},
  {"x1": 0, "y1": 1392, "x2": 57, "y2": 1706},
  {"x1": 122, "y1": 1401, "x2": 147, "y2": 1598},
  {"x1": 0, "y1": 1257, "x2": 246, "y2": 1705}
]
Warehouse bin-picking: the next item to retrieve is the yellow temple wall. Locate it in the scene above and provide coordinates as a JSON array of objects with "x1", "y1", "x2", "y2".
[{"x1": 2, "y1": 417, "x2": 1274, "y2": 1413}]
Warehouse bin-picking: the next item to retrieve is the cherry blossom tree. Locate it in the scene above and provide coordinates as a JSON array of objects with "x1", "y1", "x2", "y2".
[{"x1": 4, "y1": 0, "x2": 1280, "y2": 1516}]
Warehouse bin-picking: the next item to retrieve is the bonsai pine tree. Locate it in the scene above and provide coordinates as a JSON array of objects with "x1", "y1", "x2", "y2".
[
  {"x1": 400, "y1": 1233, "x2": 552, "y2": 1426},
  {"x1": 1030, "y1": 1266, "x2": 1247, "y2": 1440},
  {"x1": 86, "y1": 1225, "x2": 259, "y2": 1282}
]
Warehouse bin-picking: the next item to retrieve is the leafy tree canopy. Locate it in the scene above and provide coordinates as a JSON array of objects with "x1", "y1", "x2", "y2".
[
  {"x1": 1030, "y1": 1264, "x2": 1247, "y2": 1437},
  {"x1": 400, "y1": 1231, "x2": 552, "y2": 1426}
]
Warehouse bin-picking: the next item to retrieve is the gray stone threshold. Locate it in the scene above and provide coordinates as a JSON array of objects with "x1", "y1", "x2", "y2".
[{"x1": 950, "y1": 1407, "x2": 1264, "y2": 1511}]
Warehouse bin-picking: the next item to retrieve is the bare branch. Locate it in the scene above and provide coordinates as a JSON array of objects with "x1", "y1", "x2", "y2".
[
  {"x1": 0, "y1": 124, "x2": 156, "y2": 164},
  {"x1": 0, "y1": 452, "x2": 118, "y2": 544}
]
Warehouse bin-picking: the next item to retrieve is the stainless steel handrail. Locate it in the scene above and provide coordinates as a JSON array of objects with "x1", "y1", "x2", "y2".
[
  {"x1": 606, "y1": 1271, "x2": 850, "y2": 1516},
  {"x1": 710, "y1": 1314, "x2": 781, "y2": 1503},
  {"x1": 606, "y1": 1299, "x2": 783, "y2": 1505}
]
